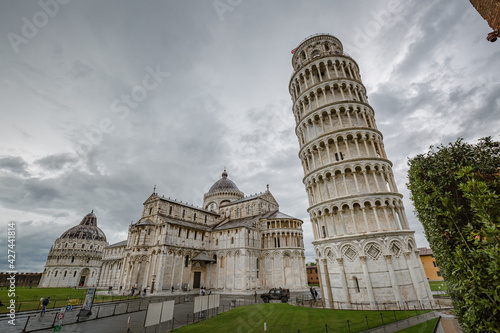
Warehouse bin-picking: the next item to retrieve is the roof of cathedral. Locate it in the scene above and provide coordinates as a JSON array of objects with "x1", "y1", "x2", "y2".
[
  {"x1": 207, "y1": 170, "x2": 241, "y2": 195},
  {"x1": 136, "y1": 219, "x2": 155, "y2": 226},
  {"x1": 214, "y1": 210, "x2": 301, "y2": 230},
  {"x1": 60, "y1": 211, "x2": 107, "y2": 242},
  {"x1": 264, "y1": 210, "x2": 298, "y2": 220},
  {"x1": 223, "y1": 193, "x2": 261, "y2": 205},
  {"x1": 106, "y1": 240, "x2": 127, "y2": 248},
  {"x1": 214, "y1": 215, "x2": 260, "y2": 230}
]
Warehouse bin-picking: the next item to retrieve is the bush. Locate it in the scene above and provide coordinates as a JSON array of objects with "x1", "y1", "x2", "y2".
[{"x1": 407, "y1": 137, "x2": 500, "y2": 333}]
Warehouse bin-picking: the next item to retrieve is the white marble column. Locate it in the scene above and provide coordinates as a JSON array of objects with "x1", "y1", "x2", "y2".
[{"x1": 359, "y1": 256, "x2": 376, "y2": 308}]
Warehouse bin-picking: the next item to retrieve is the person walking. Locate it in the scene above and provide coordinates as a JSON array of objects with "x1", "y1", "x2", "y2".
[
  {"x1": 41, "y1": 297, "x2": 50, "y2": 315},
  {"x1": 310, "y1": 287, "x2": 315, "y2": 300}
]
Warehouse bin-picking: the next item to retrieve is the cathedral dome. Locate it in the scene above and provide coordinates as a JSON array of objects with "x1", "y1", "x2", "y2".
[
  {"x1": 207, "y1": 170, "x2": 241, "y2": 194},
  {"x1": 60, "y1": 211, "x2": 107, "y2": 242}
]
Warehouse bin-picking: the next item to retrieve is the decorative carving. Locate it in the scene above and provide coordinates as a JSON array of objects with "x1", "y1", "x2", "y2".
[
  {"x1": 390, "y1": 242, "x2": 402, "y2": 257},
  {"x1": 343, "y1": 246, "x2": 358, "y2": 261},
  {"x1": 366, "y1": 244, "x2": 381, "y2": 260},
  {"x1": 326, "y1": 248, "x2": 336, "y2": 262}
]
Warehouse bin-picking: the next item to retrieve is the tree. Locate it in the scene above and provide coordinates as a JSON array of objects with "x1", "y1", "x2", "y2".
[{"x1": 407, "y1": 137, "x2": 500, "y2": 333}]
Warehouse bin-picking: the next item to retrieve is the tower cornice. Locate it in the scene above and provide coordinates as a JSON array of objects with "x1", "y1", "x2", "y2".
[{"x1": 306, "y1": 192, "x2": 404, "y2": 213}]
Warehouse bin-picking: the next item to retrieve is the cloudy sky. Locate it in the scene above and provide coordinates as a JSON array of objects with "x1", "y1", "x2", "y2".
[{"x1": 0, "y1": 0, "x2": 498, "y2": 272}]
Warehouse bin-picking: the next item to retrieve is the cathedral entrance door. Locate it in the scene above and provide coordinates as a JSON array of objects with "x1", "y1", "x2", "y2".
[
  {"x1": 79, "y1": 268, "x2": 89, "y2": 287},
  {"x1": 193, "y1": 272, "x2": 201, "y2": 289},
  {"x1": 79, "y1": 276, "x2": 86, "y2": 287}
]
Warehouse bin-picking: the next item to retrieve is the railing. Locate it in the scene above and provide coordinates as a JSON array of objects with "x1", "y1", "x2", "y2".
[{"x1": 9, "y1": 294, "x2": 189, "y2": 332}]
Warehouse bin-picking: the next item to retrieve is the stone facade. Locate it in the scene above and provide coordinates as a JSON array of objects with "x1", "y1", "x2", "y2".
[
  {"x1": 289, "y1": 34, "x2": 434, "y2": 309},
  {"x1": 39, "y1": 212, "x2": 107, "y2": 288},
  {"x1": 40, "y1": 171, "x2": 307, "y2": 293}
]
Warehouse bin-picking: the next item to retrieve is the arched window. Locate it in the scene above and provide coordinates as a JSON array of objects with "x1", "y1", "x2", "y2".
[
  {"x1": 54, "y1": 271, "x2": 58, "y2": 277},
  {"x1": 148, "y1": 229, "x2": 151, "y2": 235},
  {"x1": 204, "y1": 216, "x2": 207, "y2": 224},
  {"x1": 82, "y1": 244, "x2": 85, "y2": 249},
  {"x1": 322, "y1": 226, "x2": 327, "y2": 238},
  {"x1": 182, "y1": 209, "x2": 185, "y2": 218},
  {"x1": 353, "y1": 277, "x2": 360, "y2": 293},
  {"x1": 178, "y1": 228, "x2": 182, "y2": 237},
  {"x1": 149, "y1": 207, "x2": 153, "y2": 215},
  {"x1": 247, "y1": 205, "x2": 251, "y2": 215},
  {"x1": 185, "y1": 255, "x2": 190, "y2": 267},
  {"x1": 73, "y1": 243, "x2": 75, "y2": 248},
  {"x1": 216, "y1": 239, "x2": 218, "y2": 246},
  {"x1": 71, "y1": 256, "x2": 75, "y2": 263},
  {"x1": 73, "y1": 271, "x2": 77, "y2": 277},
  {"x1": 256, "y1": 258, "x2": 260, "y2": 278},
  {"x1": 90, "y1": 245, "x2": 93, "y2": 249},
  {"x1": 231, "y1": 237, "x2": 234, "y2": 244},
  {"x1": 169, "y1": 206, "x2": 173, "y2": 215},
  {"x1": 236, "y1": 208, "x2": 240, "y2": 217},
  {"x1": 64, "y1": 271, "x2": 67, "y2": 278},
  {"x1": 193, "y1": 213, "x2": 196, "y2": 221}
]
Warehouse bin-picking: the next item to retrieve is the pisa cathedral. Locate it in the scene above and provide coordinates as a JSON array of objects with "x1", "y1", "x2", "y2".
[
  {"x1": 289, "y1": 34, "x2": 434, "y2": 309},
  {"x1": 39, "y1": 170, "x2": 308, "y2": 293}
]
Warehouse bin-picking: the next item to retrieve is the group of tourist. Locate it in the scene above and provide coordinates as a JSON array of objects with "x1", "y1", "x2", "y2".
[{"x1": 199, "y1": 287, "x2": 211, "y2": 296}]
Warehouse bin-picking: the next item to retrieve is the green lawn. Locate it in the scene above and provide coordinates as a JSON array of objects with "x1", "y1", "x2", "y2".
[
  {"x1": 172, "y1": 303, "x2": 428, "y2": 333},
  {"x1": 428, "y1": 281, "x2": 447, "y2": 292},
  {"x1": 0, "y1": 287, "x2": 139, "y2": 313},
  {"x1": 395, "y1": 317, "x2": 439, "y2": 333}
]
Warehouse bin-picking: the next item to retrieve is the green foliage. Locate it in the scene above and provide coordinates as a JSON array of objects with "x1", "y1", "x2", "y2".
[{"x1": 407, "y1": 137, "x2": 500, "y2": 333}]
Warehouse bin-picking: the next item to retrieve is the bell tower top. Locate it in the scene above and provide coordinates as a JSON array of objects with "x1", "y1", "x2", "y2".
[{"x1": 291, "y1": 33, "x2": 343, "y2": 72}]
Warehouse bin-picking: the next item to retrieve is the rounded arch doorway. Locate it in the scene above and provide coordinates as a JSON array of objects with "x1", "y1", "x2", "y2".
[{"x1": 79, "y1": 268, "x2": 90, "y2": 287}]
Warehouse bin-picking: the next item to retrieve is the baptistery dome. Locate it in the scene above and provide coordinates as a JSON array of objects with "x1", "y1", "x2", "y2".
[{"x1": 60, "y1": 211, "x2": 107, "y2": 242}]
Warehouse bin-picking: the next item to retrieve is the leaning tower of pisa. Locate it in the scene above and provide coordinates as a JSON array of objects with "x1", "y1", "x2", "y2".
[{"x1": 289, "y1": 34, "x2": 434, "y2": 310}]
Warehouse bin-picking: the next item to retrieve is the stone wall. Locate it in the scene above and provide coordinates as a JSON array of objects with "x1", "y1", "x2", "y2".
[{"x1": 0, "y1": 272, "x2": 42, "y2": 287}]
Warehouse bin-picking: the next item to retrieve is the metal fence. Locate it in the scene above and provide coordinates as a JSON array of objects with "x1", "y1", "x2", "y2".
[{"x1": 16, "y1": 295, "x2": 189, "y2": 332}]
